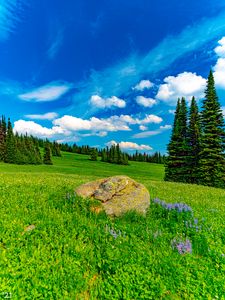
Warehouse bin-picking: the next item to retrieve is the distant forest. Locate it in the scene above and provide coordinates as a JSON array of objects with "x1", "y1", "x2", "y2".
[{"x1": 0, "y1": 118, "x2": 164, "y2": 166}]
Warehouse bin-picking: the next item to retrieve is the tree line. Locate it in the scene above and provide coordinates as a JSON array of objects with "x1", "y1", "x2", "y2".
[
  {"x1": 165, "y1": 71, "x2": 225, "y2": 188},
  {"x1": 58, "y1": 142, "x2": 165, "y2": 165},
  {"x1": 0, "y1": 117, "x2": 61, "y2": 165}
]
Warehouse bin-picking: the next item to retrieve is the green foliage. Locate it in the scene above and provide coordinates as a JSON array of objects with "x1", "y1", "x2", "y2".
[
  {"x1": 186, "y1": 96, "x2": 201, "y2": 183},
  {"x1": 0, "y1": 159, "x2": 224, "y2": 299},
  {"x1": 198, "y1": 70, "x2": 225, "y2": 188},
  {"x1": 165, "y1": 98, "x2": 189, "y2": 182},
  {"x1": 101, "y1": 144, "x2": 129, "y2": 165},
  {"x1": 165, "y1": 71, "x2": 225, "y2": 189},
  {"x1": 90, "y1": 148, "x2": 98, "y2": 161},
  {"x1": 43, "y1": 142, "x2": 53, "y2": 165}
]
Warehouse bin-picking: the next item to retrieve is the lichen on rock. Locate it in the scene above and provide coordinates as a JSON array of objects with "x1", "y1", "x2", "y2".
[{"x1": 75, "y1": 175, "x2": 150, "y2": 216}]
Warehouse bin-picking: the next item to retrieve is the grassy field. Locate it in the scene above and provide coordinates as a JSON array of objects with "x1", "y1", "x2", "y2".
[{"x1": 0, "y1": 152, "x2": 225, "y2": 299}]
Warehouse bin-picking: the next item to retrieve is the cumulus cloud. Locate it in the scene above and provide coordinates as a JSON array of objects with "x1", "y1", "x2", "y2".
[
  {"x1": 139, "y1": 125, "x2": 148, "y2": 131},
  {"x1": 214, "y1": 37, "x2": 225, "y2": 58},
  {"x1": 213, "y1": 37, "x2": 225, "y2": 89},
  {"x1": 13, "y1": 120, "x2": 69, "y2": 138},
  {"x1": 13, "y1": 112, "x2": 163, "y2": 142},
  {"x1": 106, "y1": 140, "x2": 152, "y2": 151},
  {"x1": 53, "y1": 115, "x2": 131, "y2": 132},
  {"x1": 156, "y1": 72, "x2": 206, "y2": 105},
  {"x1": 25, "y1": 112, "x2": 59, "y2": 120},
  {"x1": 133, "y1": 80, "x2": 153, "y2": 91},
  {"x1": 90, "y1": 95, "x2": 126, "y2": 109},
  {"x1": 136, "y1": 96, "x2": 157, "y2": 108},
  {"x1": 18, "y1": 81, "x2": 73, "y2": 102},
  {"x1": 133, "y1": 124, "x2": 172, "y2": 138}
]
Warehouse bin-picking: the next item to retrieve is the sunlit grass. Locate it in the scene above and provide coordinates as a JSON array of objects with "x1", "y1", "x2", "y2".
[{"x1": 0, "y1": 152, "x2": 225, "y2": 299}]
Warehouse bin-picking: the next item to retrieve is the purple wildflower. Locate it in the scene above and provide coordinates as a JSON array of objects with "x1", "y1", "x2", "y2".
[
  {"x1": 106, "y1": 225, "x2": 124, "y2": 239},
  {"x1": 171, "y1": 238, "x2": 192, "y2": 254},
  {"x1": 153, "y1": 198, "x2": 192, "y2": 214}
]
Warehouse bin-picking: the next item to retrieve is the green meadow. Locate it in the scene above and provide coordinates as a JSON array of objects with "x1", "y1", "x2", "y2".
[{"x1": 0, "y1": 152, "x2": 225, "y2": 299}]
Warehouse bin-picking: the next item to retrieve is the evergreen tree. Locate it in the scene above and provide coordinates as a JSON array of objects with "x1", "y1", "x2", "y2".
[
  {"x1": 101, "y1": 148, "x2": 107, "y2": 162},
  {"x1": 90, "y1": 148, "x2": 98, "y2": 161},
  {"x1": 5, "y1": 118, "x2": 16, "y2": 163},
  {"x1": 186, "y1": 97, "x2": 201, "y2": 183},
  {"x1": 198, "y1": 71, "x2": 225, "y2": 188},
  {"x1": 43, "y1": 142, "x2": 53, "y2": 165},
  {"x1": 165, "y1": 98, "x2": 189, "y2": 182},
  {"x1": 0, "y1": 116, "x2": 6, "y2": 161}
]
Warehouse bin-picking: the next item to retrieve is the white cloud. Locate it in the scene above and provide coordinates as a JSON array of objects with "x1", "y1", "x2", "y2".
[
  {"x1": 18, "y1": 81, "x2": 73, "y2": 102},
  {"x1": 215, "y1": 37, "x2": 225, "y2": 58},
  {"x1": 141, "y1": 115, "x2": 163, "y2": 124},
  {"x1": 90, "y1": 95, "x2": 126, "y2": 108},
  {"x1": 133, "y1": 80, "x2": 153, "y2": 91},
  {"x1": 133, "y1": 124, "x2": 172, "y2": 138},
  {"x1": 213, "y1": 37, "x2": 225, "y2": 89},
  {"x1": 13, "y1": 112, "x2": 163, "y2": 141},
  {"x1": 13, "y1": 120, "x2": 69, "y2": 138},
  {"x1": 139, "y1": 125, "x2": 148, "y2": 131},
  {"x1": 156, "y1": 72, "x2": 206, "y2": 105},
  {"x1": 106, "y1": 140, "x2": 152, "y2": 151},
  {"x1": 160, "y1": 125, "x2": 172, "y2": 130},
  {"x1": 222, "y1": 106, "x2": 225, "y2": 117},
  {"x1": 53, "y1": 115, "x2": 131, "y2": 132},
  {"x1": 25, "y1": 112, "x2": 59, "y2": 120},
  {"x1": 213, "y1": 58, "x2": 225, "y2": 89},
  {"x1": 168, "y1": 109, "x2": 175, "y2": 114},
  {"x1": 136, "y1": 96, "x2": 157, "y2": 108}
]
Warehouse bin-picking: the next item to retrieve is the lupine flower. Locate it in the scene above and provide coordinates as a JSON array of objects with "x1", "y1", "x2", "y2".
[
  {"x1": 105, "y1": 225, "x2": 124, "y2": 239},
  {"x1": 171, "y1": 238, "x2": 192, "y2": 254},
  {"x1": 153, "y1": 198, "x2": 192, "y2": 214}
]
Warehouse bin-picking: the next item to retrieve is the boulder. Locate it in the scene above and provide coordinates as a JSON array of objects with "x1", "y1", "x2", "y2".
[{"x1": 75, "y1": 175, "x2": 150, "y2": 216}]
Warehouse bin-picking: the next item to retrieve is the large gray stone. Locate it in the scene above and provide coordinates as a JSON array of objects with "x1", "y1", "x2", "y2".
[{"x1": 75, "y1": 176, "x2": 150, "y2": 217}]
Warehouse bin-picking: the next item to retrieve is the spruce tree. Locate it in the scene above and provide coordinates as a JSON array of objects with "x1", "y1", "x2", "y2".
[
  {"x1": 5, "y1": 118, "x2": 16, "y2": 163},
  {"x1": 90, "y1": 148, "x2": 98, "y2": 161},
  {"x1": 43, "y1": 142, "x2": 53, "y2": 165},
  {"x1": 0, "y1": 116, "x2": 6, "y2": 161},
  {"x1": 101, "y1": 149, "x2": 107, "y2": 162},
  {"x1": 186, "y1": 97, "x2": 201, "y2": 183},
  {"x1": 198, "y1": 71, "x2": 225, "y2": 188},
  {"x1": 165, "y1": 97, "x2": 189, "y2": 182}
]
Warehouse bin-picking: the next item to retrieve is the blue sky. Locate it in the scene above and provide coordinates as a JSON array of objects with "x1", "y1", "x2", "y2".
[{"x1": 1, "y1": 0, "x2": 225, "y2": 153}]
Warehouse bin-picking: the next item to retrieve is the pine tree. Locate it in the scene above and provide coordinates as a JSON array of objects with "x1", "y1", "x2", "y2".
[
  {"x1": 90, "y1": 148, "x2": 98, "y2": 161},
  {"x1": 101, "y1": 149, "x2": 107, "y2": 162},
  {"x1": 43, "y1": 142, "x2": 53, "y2": 165},
  {"x1": 0, "y1": 116, "x2": 6, "y2": 161},
  {"x1": 198, "y1": 71, "x2": 225, "y2": 188},
  {"x1": 5, "y1": 118, "x2": 16, "y2": 163},
  {"x1": 165, "y1": 98, "x2": 189, "y2": 182},
  {"x1": 186, "y1": 97, "x2": 201, "y2": 183}
]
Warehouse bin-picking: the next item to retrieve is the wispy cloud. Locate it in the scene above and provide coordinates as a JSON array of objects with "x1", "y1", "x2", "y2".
[
  {"x1": 25, "y1": 112, "x2": 59, "y2": 120},
  {"x1": 73, "y1": 10, "x2": 225, "y2": 115},
  {"x1": 18, "y1": 81, "x2": 73, "y2": 102},
  {"x1": 47, "y1": 28, "x2": 64, "y2": 60},
  {"x1": 133, "y1": 124, "x2": 172, "y2": 138},
  {"x1": 0, "y1": 0, "x2": 26, "y2": 41}
]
